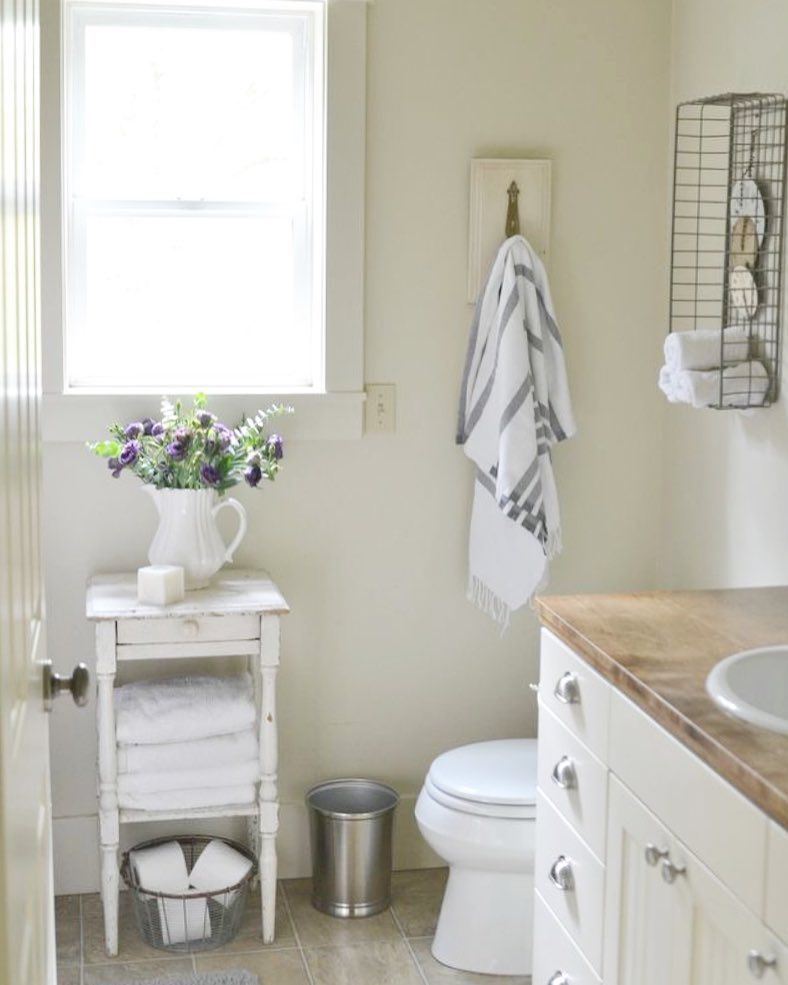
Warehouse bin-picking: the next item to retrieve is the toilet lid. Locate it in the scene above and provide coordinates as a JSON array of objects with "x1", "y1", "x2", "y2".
[{"x1": 427, "y1": 739, "x2": 538, "y2": 807}]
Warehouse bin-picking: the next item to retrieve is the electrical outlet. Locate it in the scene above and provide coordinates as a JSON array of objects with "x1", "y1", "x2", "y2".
[{"x1": 365, "y1": 384, "x2": 396, "y2": 433}]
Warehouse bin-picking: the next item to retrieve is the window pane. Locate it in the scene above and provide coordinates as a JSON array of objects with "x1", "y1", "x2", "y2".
[
  {"x1": 82, "y1": 20, "x2": 302, "y2": 202},
  {"x1": 69, "y1": 212, "x2": 315, "y2": 388}
]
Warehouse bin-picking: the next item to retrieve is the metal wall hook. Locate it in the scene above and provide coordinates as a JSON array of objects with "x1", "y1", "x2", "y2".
[{"x1": 505, "y1": 181, "x2": 521, "y2": 237}]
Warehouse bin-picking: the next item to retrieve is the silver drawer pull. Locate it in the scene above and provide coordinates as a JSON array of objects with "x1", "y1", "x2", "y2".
[
  {"x1": 644, "y1": 843, "x2": 669, "y2": 867},
  {"x1": 553, "y1": 672, "x2": 580, "y2": 704},
  {"x1": 747, "y1": 950, "x2": 778, "y2": 978},
  {"x1": 551, "y1": 756, "x2": 577, "y2": 790},
  {"x1": 548, "y1": 855, "x2": 575, "y2": 892},
  {"x1": 548, "y1": 974, "x2": 569, "y2": 985},
  {"x1": 661, "y1": 857, "x2": 686, "y2": 884}
]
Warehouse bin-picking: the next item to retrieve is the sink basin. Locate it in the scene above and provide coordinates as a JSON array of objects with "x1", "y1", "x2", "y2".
[{"x1": 707, "y1": 645, "x2": 788, "y2": 734}]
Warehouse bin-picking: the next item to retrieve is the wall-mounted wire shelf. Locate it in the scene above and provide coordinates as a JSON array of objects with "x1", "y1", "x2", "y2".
[{"x1": 670, "y1": 93, "x2": 788, "y2": 408}]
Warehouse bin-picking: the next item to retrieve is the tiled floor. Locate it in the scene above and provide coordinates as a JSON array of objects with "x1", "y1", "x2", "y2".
[{"x1": 55, "y1": 868, "x2": 531, "y2": 985}]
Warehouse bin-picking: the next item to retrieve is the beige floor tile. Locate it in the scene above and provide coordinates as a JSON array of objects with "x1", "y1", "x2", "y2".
[
  {"x1": 391, "y1": 869, "x2": 448, "y2": 938},
  {"x1": 83, "y1": 957, "x2": 193, "y2": 984},
  {"x1": 195, "y1": 948, "x2": 309, "y2": 983},
  {"x1": 216, "y1": 887, "x2": 296, "y2": 953},
  {"x1": 82, "y1": 891, "x2": 176, "y2": 965},
  {"x1": 409, "y1": 938, "x2": 531, "y2": 984},
  {"x1": 56, "y1": 964, "x2": 80, "y2": 985},
  {"x1": 283, "y1": 879, "x2": 401, "y2": 947},
  {"x1": 55, "y1": 894, "x2": 82, "y2": 964},
  {"x1": 305, "y1": 940, "x2": 424, "y2": 985}
]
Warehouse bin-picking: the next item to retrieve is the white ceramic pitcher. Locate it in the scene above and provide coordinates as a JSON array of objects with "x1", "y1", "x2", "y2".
[{"x1": 145, "y1": 487, "x2": 248, "y2": 590}]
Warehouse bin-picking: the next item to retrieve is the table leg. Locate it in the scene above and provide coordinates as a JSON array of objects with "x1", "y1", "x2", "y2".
[
  {"x1": 259, "y1": 617, "x2": 280, "y2": 944},
  {"x1": 96, "y1": 623, "x2": 119, "y2": 957}
]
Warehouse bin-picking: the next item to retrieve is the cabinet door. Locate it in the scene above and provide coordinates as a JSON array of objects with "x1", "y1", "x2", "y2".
[{"x1": 605, "y1": 776, "x2": 691, "y2": 985}]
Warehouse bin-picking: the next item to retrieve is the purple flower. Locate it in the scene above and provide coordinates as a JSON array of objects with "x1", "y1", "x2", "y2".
[
  {"x1": 118, "y1": 440, "x2": 141, "y2": 467},
  {"x1": 150, "y1": 421, "x2": 165, "y2": 438},
  {"x1": 197, "y1": 411, "x2": 216, "y2": 428},
  {"x1": 244, "y1": 464, "x2": 263, "y2": 487},
  {"x1": 200, "y1": 463, "x2": 221, "y2": 486},
  {"x1": 214, "y1": 424, "x2": 232, "y2": 450},
  {"x1": 166, "y1": 441, "x2": 187, "y2": 461},
  {"x1": 174, "y1": 427, "x2": 192, "y2": 448},
  {"x1": 124, "y1": 422, "x2": 143, "y2": 439},
  {"x1": 267, "y1": 434, "x2": 284, "y2": 461},
  {"x1": 107, "y1": 457, "x2": 122, "y2": 478},
  {"x1": 141, "y1": 417, "x2": 156, "y2": 436}
]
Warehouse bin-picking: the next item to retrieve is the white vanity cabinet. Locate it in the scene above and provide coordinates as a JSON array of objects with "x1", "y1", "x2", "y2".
[{"x1": 534, "y1": 628, "x2": 788, "y2": 985}]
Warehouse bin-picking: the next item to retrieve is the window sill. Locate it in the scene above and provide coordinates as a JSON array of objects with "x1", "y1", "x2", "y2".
[{"x1": 42, "y1": 390, "x2": 366, "y2": 443}]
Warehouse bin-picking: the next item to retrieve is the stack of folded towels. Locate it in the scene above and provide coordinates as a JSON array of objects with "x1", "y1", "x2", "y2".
[
  {"x1": 115, "y1": 673, "x2": 260, "y2": 812},
  {"x1": 658, "y1": 326, "x2": 769, "y2": 408}
]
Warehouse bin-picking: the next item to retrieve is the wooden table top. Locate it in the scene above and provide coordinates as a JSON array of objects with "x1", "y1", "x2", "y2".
[{"x1": 536, "y1": 587, "x2": 788, "y2": 828}]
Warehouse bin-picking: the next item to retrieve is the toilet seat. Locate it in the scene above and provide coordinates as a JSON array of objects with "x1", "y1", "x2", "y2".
[{"x1": 426, "y1": 738, "x2": 538, "y2": 819}]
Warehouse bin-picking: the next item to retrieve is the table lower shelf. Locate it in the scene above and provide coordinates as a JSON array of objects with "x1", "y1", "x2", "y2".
[{"x1": 119, "y1": 803, "x2": 259, "y2": 823}]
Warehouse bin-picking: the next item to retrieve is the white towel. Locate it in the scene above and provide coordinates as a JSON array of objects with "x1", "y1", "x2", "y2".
[
  {"x1": 664, "y1": 326, "x2": 750, "y2": 371},
  {"x1": 130, "y1": 841, "x2": 190, "y2": 894},
  {"x1": 117, "y1": 729, "x2": 259, "y2": 774},
  {"x1": 457, "y1": 235, "x2": 575, "y2": 628},
  {"x1": 118, "y1": 760, "x2": 260, "y2": 797},
  {"x1": 115, "y1": 674, "x2": 255, "y2": 745},
  {"x1": 157, "y1": 897, "x2": 211, "y2": 946},
  {"x1": 189, "y1": 839, "x2": 254, "y2": 908},
  {"x1": 659, "y1": 360, "x2": 769, "y2": 408},
  {"x1": 118, "y1": 784, "x2": 257, "y2": 812}
]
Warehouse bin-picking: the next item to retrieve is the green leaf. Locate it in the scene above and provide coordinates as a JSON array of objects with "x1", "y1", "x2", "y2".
[
  {"x1": 194, "y1": 392, "x2": 207, "y2": 409},
  {"x1": 88, "y1": 440, "x2": 121, "y2": 458}
]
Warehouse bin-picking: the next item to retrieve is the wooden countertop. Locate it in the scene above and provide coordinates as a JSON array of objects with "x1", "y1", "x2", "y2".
[{"x1": 535, "y1": 587, "x2": 788, "y2": 828}]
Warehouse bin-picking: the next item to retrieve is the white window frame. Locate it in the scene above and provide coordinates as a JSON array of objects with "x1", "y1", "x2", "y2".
[{"x1": 41, "y1": 0, "x2": 367, "y2": 440}]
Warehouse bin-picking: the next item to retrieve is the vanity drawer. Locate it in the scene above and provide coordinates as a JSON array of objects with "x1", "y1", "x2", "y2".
[
  {"x1": 766, "y1": 821, "x2": 788, "y2": 940},
  {"x1": 535, "y1": 791, "x2": 605, "y2": 974},
  {"x1": 117, "y1": 614, "x2": 260, "y2": 645},
  {"x1": 537, "y1": 702, "x2": 608, "y2": 858},
  {"x1": 533, "y1": 891, "x2": 601, "y2": 985},
  {"x1": 539, "y1": 628, "x2": 610, "y2": 761}
]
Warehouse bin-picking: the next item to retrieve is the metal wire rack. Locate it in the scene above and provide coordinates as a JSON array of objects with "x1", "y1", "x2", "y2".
[
  {"x1": 121, "y1": 835, "x2": 257, "y2": 953},
  {"x1": 670, "y1": 93, "x2": 788, "y2": 408}
]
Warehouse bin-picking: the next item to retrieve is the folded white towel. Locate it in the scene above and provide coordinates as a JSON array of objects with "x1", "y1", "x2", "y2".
[
  {"x1": 157, "y1": 897, "x2": 211, "y2": 946},
  {"x1": 118, "y1": 784, "x2": 257, "y2": 812},
  {"x1": 664, "y1": 326, "x2": 750, "y2": 372},
  {"x1": 659, "y1": 360, "x2": 769, "y2": 408},
  {"x1": 117, "y1": 729, "x2": 259, "y2": 775},
  {"x1": 189, "y1": 840, "x2": 254, "y2": 907},
  {"x1": 130, "y1": 841, "x2": 190, "y2": 894},
  {"x1": 115, "y1": 674, "x2": 255, "y2": 746},
  {"x1": 118, "y1": 760, "x2": 260, "y2": 797}
]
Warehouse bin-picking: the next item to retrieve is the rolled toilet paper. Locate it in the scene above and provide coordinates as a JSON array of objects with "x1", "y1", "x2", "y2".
[
  {"x1": 157, "y1": 896, "x2": 211, "y2": 946},
  {"x1": 188, "y1": 839, "x2": 253, "y2": 906},
  {"x1": 131, "y1": 841, "x2": 190, "y2": 894}
]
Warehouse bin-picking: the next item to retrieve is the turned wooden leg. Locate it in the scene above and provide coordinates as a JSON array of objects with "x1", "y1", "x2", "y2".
[{"x1": 96, "y1": 623, "x2": 119, "y2": 957}]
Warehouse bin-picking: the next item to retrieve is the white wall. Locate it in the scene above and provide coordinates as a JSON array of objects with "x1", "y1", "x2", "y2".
[
  {"x1": 658, "y1": 0, "x2": 788, "y2": 589},
  {"x1": 45, "y1": 0, "x2": 672, "y2": 893}
]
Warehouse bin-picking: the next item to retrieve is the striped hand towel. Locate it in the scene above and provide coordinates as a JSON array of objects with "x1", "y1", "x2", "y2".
[{"x1": 457, "y1": 235, "x2": 576, "y2": 628}]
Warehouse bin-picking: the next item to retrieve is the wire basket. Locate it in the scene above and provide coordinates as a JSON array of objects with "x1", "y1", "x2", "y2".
[{"x1": 121, "y1": 836, "x2": 257, "y2": 953}]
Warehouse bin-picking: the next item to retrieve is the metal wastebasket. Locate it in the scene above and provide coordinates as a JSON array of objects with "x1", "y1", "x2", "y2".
[{"x1": 306, "y1": 778, "x2": 399, "y2": 918}]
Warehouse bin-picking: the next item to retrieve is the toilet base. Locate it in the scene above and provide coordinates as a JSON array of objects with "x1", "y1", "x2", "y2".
[{"x1": 431, "y1": 867, "x2": 534, "y2": 976}]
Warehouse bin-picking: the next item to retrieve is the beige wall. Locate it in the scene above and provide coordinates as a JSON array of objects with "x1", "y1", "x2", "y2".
[
  {"x1": 658, "y1": 0, "x2": 788, "y2": 588},
  {"x1": 45, "y1": 0, "x2": 672, "y2": 893}
]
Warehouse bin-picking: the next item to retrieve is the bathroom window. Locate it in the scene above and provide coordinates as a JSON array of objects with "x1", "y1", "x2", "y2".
[{"x1": 62, "y1": 0, "x2": 326, "y2": 393}]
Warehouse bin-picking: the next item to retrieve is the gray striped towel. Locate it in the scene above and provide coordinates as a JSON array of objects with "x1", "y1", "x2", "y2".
[{"x1": 457, "y1": 235, "x2": 575, "y2": 628}]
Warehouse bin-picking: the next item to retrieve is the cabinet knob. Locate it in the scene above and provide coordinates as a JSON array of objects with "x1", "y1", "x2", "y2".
[
  {"x1": 547, "y1": 974, "x2": 569, "y2": 985},
  {"x1": 747, "y1": 950, "x2": 778, "y2": 978},
  {"x1": 551, "y1": 756, "x2": 577, "y2": 790},
  {"x1": 553, "y1": 672, "x2": 580, "y2": 705},
  {"x1": 661, "y1": 857, "x2": 686, "y2": 884},
  {"x1": 182, "y1": 619, "x2": 200, "y2": 639},
  {"x1": 548, "y1": 855, "x2": 575, "y2": 892},
  {"x1": 644, "y1": 843, "x2": 669, "y2": 867}
]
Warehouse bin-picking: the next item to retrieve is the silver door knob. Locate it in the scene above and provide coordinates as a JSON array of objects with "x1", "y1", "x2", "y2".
[
  {"x1": 43, "y1": 660, "x2": 90, "y2": 711},
  {"x1": 548, "y1": 855, "x2": 575, "y2": 892},
  {"x1": 644, "y1": 843, "x2": 669, "y2": 867},
  {"x1": 747, "y1": 950, "x2": 778, "y2": 978},
  {"x1": 548, "y1": 974, "x2": 570, "y2": 985},
  {"x1": 554, "y1": 672, "x2": 580, "y2": 704},
  {"x1": 551, "y1": 756, "x2": 577, "y2": 790},
  {"x1": 661, "y1": 857, "x2": 686, "y2": 884}
]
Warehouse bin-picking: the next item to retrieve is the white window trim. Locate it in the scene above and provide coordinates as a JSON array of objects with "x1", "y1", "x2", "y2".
[{"x1": 41, "y1": 0, "x2": 368, "y2": 441}]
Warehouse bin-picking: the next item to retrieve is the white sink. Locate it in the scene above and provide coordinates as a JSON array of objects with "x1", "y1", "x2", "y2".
[{"x1": 706, "y1": 645, "x2": 788, "y2": 734}]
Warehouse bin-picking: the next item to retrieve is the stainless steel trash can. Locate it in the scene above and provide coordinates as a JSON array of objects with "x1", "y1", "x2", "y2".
[{"x1": 306, "y1": 778, "x2": 399, "y2": 918}]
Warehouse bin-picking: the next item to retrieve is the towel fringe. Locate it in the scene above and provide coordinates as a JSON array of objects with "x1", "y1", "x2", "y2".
[{"x1": 467, "y1": 575, "x2": 511, "y2": 635}]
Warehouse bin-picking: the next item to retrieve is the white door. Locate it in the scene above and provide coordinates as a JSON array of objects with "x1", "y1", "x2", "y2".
[{"x1": 604, "y1": 776, "x2": 691, "y2": 985}]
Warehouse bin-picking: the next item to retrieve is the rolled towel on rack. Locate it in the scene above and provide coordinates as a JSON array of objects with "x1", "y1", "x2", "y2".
[
  {"x1": 115, "y1": 673, "x2": 256, "y2": 746},
  {"x1": 118, "y1": 783, "x2": 257, "y2": 812},
  {"x1": 659, "y1": 360, "x2": 769, "y2": 408},
  {"x1": 117, "y1": 729, "x2": 259, "y2": 775},
  {"x1": 118, "y1": 760, "x2": 260, "y2": 797},
  {"x1": 664, "y1": 326, "x2": 750, "y2": 371}
]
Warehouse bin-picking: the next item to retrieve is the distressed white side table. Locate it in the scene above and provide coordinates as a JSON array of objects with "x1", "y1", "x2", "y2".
[{"x1": 86, "y1": 570, "x2": 289, "y2": 957}]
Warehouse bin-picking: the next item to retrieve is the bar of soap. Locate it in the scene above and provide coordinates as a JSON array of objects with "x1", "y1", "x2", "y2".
[{"x1": 137, "y1": 565, "x2": 185, "y2": 606}]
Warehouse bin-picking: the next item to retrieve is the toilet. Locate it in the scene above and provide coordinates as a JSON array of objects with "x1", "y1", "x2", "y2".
[{"x1": 415, "y1": 738, "x2": 537, "y2": 977}]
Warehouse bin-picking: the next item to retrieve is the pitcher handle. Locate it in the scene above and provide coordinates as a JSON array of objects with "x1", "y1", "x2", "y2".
[{"x1": 211, "y1": 497, "x2": 248, "y2": 563}]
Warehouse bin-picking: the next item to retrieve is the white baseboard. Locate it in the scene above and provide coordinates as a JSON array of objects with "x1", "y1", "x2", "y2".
[{"x1": 53, "y1": 794, "x2": 439, "y2": 896}]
